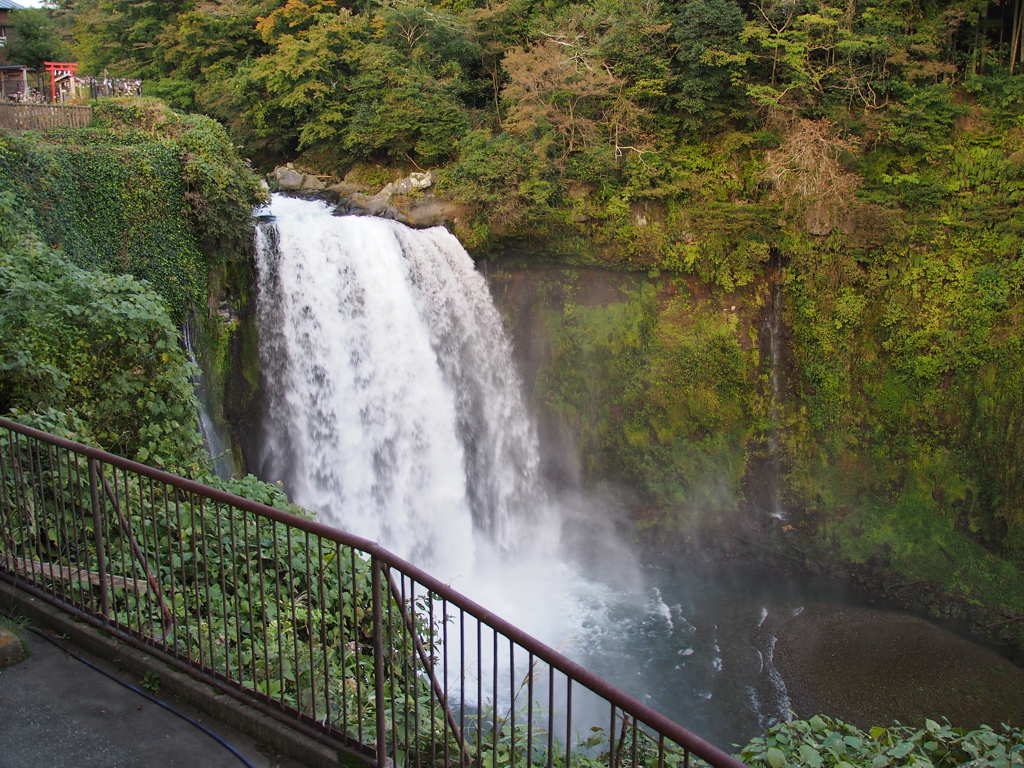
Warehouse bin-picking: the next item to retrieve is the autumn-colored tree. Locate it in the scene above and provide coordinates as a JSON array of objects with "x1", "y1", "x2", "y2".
[{"x1": 502, "y1": 38, "x2": 616, "y2": 154}]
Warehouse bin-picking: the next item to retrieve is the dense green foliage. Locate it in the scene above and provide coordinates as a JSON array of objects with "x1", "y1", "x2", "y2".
[
  {"x1": 741, "y1": 715, "x2": 1023, "y2": 768},
  {"x1": 1, "y1": 130, "x2": 205, "y2": 317},
  {"x1": 49, "y1": 0, "x2": 1024, "y2": 233},
  {"x1": 781, "y1": 208, "x2": 1024, "y2": 605},
  {"x1": 4, "y1": 8, "x2": 71, "y2": 70},
  {"x1": 0, "y1": 191, "x2": 208, "y2": 475},
  {"x1": 0, "y1": 102, "x2": 265, "y2": 320},
  {"x1": 0, "y1": 99, "x2": 269, "y2": 490},
  {"x1": 52, "y1": 0, "x2": 1021, "y2": 167}
]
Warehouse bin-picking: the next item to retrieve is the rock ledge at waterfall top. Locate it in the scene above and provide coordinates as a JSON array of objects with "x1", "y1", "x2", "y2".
[{"x1": 266, "y1": 165, "x2": 464, "y2": 229}]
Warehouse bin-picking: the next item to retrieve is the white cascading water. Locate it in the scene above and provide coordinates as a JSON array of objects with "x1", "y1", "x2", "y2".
[
  {"x1": 183, "y1": 320, "x2": 237, "y2": 480},
  {"x1": 251, "y1": 194, "x2": 793, "y2": 745},
  {"x1": 253, "y1": 195, "x2": 579, "y2": 637}
]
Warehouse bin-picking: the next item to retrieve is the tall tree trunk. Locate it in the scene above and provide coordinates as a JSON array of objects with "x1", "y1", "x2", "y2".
[
  {"x1": 1007, "y1": 0, "x2": 1015, "y2": 74},
  {"x1": 1018, "y1": 0, "x2": 1024, "y2": 72},
  {"x1": 974, "y1": 6, "x2": 987, "y2": 75},
  {"x1": 1000, "y1": 0, "x2": 1007, "y2": 61}
]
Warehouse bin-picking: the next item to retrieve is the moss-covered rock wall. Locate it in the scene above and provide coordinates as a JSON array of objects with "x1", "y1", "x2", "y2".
[
  {"x1": 487, "y1": 247, "x2": 1024, "y2": 647},
  {"x1": 0, "y1": 98, "x2": 266, "y2": 475},
  {"x1": 489, "y1": 261, "x2": 767, "y2": 532}
]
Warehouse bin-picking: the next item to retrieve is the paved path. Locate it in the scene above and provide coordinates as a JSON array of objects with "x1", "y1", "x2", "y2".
[{"x1": 0, "y1": 627, "x2": 304, "y2": 768}]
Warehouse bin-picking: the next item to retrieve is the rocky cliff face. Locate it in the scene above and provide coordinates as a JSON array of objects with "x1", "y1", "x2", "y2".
[
  {"x1": 267, "y1": 165, "x2": 466, "y2": 228},
  {"x1": 486, "y1": 260, "x2": 767, "y2": 527},
  {"x1": 480, "y1": 257, "x2": 1024, "y2": 659}
]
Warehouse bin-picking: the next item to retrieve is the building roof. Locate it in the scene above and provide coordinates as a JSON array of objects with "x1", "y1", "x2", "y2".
[{"x1": 0, "y1": 1, "x2": 26, "y2": 10}]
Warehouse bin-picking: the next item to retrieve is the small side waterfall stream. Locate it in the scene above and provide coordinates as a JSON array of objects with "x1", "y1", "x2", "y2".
[
  {"x1": 183, "y1": 320, "x2": 236, "y2": 479},
  {"x1": 250, "y1": 195, "x2": 795, "y2": 747},
  {"x1": 764, "y1": 249, "x2": 786, "y2": 520}
]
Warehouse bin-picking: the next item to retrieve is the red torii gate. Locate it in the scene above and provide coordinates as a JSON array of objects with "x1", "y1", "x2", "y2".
[{"x1": 43, "y1": 61, "x2": 78, "y2": 102}]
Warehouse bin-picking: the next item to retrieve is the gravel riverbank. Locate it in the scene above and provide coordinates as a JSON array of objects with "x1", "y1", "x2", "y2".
[{"x1": 773, "y1": 603, "x2": 1024, "y2": 730}]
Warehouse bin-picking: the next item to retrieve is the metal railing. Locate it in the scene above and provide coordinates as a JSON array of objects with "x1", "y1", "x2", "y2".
[
  {"x1": 0, "y1": 417, "x2": 745, "y2": 768},
  {"x1": 78, "y1": 74, "x2": 142, "y2": 101}
]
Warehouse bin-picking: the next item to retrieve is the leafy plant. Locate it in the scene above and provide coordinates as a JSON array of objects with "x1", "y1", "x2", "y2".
[
  {"x1": 142, "y1": 671, "x2": 161, "y2": 694},
  {"x1": 741, "y1": 715, "x2": 1024, "y2": 768},
  {"x1": 0, "y1": 100, "x2": 266, "y2": 322},
  {"x1": 0, "y1": 192, "x2": 207, "y2": 476}
]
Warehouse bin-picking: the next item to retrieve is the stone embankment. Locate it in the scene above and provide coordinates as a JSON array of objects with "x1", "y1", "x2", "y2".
[
  {"x1": 829, "y1": 559, "x2": 1024, "y2": 659},
  {"x1": 745, "y1": 530, "x2": 1024, "y2": 661}
]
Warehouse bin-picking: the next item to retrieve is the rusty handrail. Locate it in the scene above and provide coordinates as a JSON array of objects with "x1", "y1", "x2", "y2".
[{"x1": 0, "y1": 416, "x2": 746, "y2": 768}]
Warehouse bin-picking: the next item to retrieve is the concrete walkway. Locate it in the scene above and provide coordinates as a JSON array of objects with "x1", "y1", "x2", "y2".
[
  {"x1": 0, "y1": 578, "x2": 356, "y2": 768},
  {"x1": 0, "y1": 625, "x2": 305, "y2": 768}
]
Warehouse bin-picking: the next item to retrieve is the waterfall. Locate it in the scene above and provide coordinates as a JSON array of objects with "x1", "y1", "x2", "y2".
[
  {"x1": 253, "y1": 195, "x2": 556, "y2": 581},
  {"x1": 765, "y1": 249, "x2": 786, "y2": 521},
  {"x1": 183, "y1": 319, "x2": 237, "y2": 479}
]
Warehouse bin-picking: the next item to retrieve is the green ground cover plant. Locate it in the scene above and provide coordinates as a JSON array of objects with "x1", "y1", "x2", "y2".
[{"x1": 741, "y1": 716, "x2": 1023, "y2": 768}]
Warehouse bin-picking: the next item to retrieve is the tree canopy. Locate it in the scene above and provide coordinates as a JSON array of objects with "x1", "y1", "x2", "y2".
[
  {"x1": 49, "y1": 0, "x2": 1023, "y2": 169},
  {"x1": 5, "y1": 7, "x2": 70, "y2": 69}
]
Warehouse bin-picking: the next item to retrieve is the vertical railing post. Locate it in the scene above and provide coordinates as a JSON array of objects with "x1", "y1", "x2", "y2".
[
  {"x1": 88, "y1": 458, "x2": 110, "y2": 619},
  {"x1": 372, "y1": 554, "x2": 388, "y2": 768}
]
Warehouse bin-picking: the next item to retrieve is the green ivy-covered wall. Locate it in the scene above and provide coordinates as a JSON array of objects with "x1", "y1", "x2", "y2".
[{"x1": 0, "y1": 98, "x2": 266, "y2": 476}]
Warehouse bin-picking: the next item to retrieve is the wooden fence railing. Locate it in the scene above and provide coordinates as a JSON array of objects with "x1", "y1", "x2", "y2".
[{"x1": 0, "y1": 103, "x2": 93, "y2": 131}]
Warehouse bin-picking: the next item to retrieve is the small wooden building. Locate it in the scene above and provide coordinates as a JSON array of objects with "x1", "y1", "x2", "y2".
[
  {"x1": 0, "y1": 0, "x2": 25, "y2": 65},
  {"x1": 0, "y1": 63, "x2": 31, "y2": 101}
]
